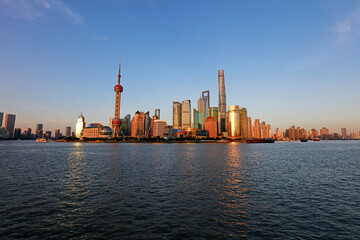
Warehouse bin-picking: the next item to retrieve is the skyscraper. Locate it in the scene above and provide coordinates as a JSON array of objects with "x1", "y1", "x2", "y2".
[
  {"x1": 227, "y1": 105, "x2": 240, "y2": 138},
  {"x1": 131, "y1": 111, "x2": 145, "y2": 138},
  {"x1": 197, "y1": 96, "x2": 204, "y2": 113},
  {"x1": 254, "y1": 119, "x2": 261, "y2": 139},
  {"x1": 0, "y1": 112, "x2": 3, "y2": 127},
  {"x1": 218, "y1": 70, "x2": 227, "y2": 134},
  {"x1": 193, "y1": 109, "x2": 203, "y2": 129},
  {"x1": 341, "y1": 128, "x2": 347, "y2": 139},
  {"x1": 144, "y1": 111, "x2": 152, "y2": 137},
  {"x1": 173, "y1": 101, "x2": 182, "y2": 129},
  {"x1": 75, "y1": 113, "x2": 85, "y2": 138},
  {"x1": 155, "y1": 109, "x2": 160, "y2": 119},
  {"x1": 55, "y1": 129, "x2": 61, "y2": 139},
  {"x1": 153, "y1": 120, "x2": 167, "y2": 137},
  {"x1": 5, "y1": 114, "x2": 16, "y2": 138},
  {"x1": 239, "y1": 107, "x2": 248, "y2": 138},
  {"x1": 65, "y1": 126, "x2": 71, "y2": 137},
  {"x1": 247, "y1": 117, "x2": 253, "y2": 139},
  {"x1": 112, "y1": 58, "x2": 124, "y2": 138},
  {"x1": 181, "y1": 100, "x2": 191, "y2": 129},
  {"x1": 36, "y1": 123, "x2": 43, "y2": 138},
  {"x1": 202, "y1": 91, "x2": 210, "y2": 122},
  {"x1": 260, "y1": 121, "x2": 266, "y2": 138},
  {"x1": 205, "y1": 116, "x2": 217, "y2": 138}
]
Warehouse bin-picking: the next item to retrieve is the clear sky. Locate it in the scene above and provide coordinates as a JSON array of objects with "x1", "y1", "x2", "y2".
[{"x1": 1, "y1": 0, "x2": 360, "y2": 134}]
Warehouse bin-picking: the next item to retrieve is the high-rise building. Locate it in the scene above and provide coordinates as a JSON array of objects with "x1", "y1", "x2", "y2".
[
  {"x1": 45, "y1": 131, "x2": 52, "y2": 139},
  {"x1": 239, "y1": 107, "x2": 248, "y2": 138},
  {"x1": 254, "y1": 119, "x2": 261, "y2": 139},
  {"x1": 153, "y1": 120, "x2": 167, "y2": 137},
  {"x1": 247, "y1": 117, "x2": 253, "y2": 139},
  {"x1": 155, "y1": 109, "x2": 160, "y2": 119},
  {"x1": 75, "y1": 113, "x2": 85, "y2": 138},
  {"x1": 131, "y1": 111, "x2": 145, "y2": 138},
  {"x1": 24, "y1": 128, "x2": 32, "y2": 138},
  {"x1": 112, "y1": 58, "x2": 124, "y2": 138},
  {"x1": 309, "y1": 129, "x2": 319, "y2": 139},
  {"x1": 65, "y1": 126, "x2": 71, "y2": 137},
  {"x1": 205, "y1": 116, "x2": 217, "y2": 138},
  {"x1": 197, "y1": 96, "x2": 204, "y2": 113},
  {"x1": 341, "y1": 128, "x2": 347, "y2": 139},
  {"x1": 181, "y1": 100, "x2": 191, "y2": 129},
  {"x1": 36, "y1": 123, "x2": 43, "y2": 138},
  {"x1": 320, "y1": 127, "x2": 329, "y2": 136},
  {"x1": 144, "y1": 111, "x2": 152, "y2": 137},
  {"x1": 55, "y1": 129, "x2": 61, "y2": 139},
  {"x1": 5, "y1": 114, "x2": 16, "y2": 138},
  {"x1": 14, "y1": 128, "x2": 21, "y2": 139},
  {"x1": 227, "y1": 105, "x2": 240, "y2": 138},
  {"x1": 0, "y1": 112, "x2": 3, "y2": 127},
  {"x1": 209, "y1": 107, "x2": 218, "y2": 119},
  {"x1": 202, "y1": 91, "x2": 210, "y2": 121},
  {"x1": 193, "y1": 109, "x2": 203, "y2": 129},
  {"x1": 266, "y1": 124, "x2": 272, "y2": 139},
  {"x1": 172, "y1": 101, "x2": 182, "y2": 129},
  {"x1": 260, "y1": 121, "x2": 266, "y2": 139},
  {"x1": 276, "y1": 128, "x2": 284, "y2": 139},
  {"x1": 218, "y1": 70, "x2": 227, "y2": 134},
  {"x1": 120, "y1": 114, "x2": 131, "y2": 136}
]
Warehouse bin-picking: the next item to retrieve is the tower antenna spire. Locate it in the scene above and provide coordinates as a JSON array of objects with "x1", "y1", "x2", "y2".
[{"x1": 118, "y1": 56, "x2": 121, "y2": 84}]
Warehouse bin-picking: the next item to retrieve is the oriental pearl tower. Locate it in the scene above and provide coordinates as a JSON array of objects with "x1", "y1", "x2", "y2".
[{"x1": 112, "y1": 58, "x2": 123, "y2": 138}]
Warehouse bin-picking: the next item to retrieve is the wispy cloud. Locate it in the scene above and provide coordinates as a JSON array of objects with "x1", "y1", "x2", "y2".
[
  {"x1": 0, "y1": 0, "x2": 83, "y2": 24},
  {"x1": 92, "y1": 35, "x2": 110, "y2": 42},
  {"x1": 333, "y1": 5, "x2": 360, "y2": 44}
]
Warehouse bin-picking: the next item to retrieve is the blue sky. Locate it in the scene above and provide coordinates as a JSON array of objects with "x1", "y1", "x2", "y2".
[{"x1": 1, "y1": 0, "x2": 360, "y2": 133}]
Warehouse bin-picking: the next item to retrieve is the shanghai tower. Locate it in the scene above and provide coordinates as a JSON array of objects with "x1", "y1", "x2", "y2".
[{"x1": 218, "y1": 69, "x2": 227, "y2": 134}]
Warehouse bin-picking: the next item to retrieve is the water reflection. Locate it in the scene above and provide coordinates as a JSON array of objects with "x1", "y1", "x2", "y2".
[{"x1": 56, "y1": 142, "x2": 91, "y2": 229}]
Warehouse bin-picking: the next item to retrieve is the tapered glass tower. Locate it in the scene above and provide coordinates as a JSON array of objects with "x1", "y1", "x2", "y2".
[{"x1": 218, "y1": 70, "x2": 227, "y2": 134}]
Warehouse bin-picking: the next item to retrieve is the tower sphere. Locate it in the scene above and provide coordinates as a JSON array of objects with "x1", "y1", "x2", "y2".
[
  {"x1": 112, "y1": 118, "x2": 122, "y2": 127},
  {"x1": 114, "y1": 84, "x2": 123, "y2": 93}
]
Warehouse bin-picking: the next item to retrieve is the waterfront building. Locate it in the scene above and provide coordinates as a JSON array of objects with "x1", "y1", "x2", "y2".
[
  {"x1": 155, "y1": 109, "x2": 160, "y2": 119},
  {"x1": 247, "y1": 117, "x2": 253, "y2": 139},
  {"x1": 14, "y1": 128, "x2": 21, "y2": 139},
  {"x1": 202, "y1": 91, "x2": 210, "y2": 122},
  {"x1": 227, "y1": 105, "x2": 240, "y2": 138},
  {"x1": 24, "y1": 128, "x2": 32, "y2": 137},
  {"x1": 254, "y1": 119, "x2": 261, "y2": 139},
  {"x1": 209, "y1": 107, "x2": 218, "y2": 119},
  {"x1": 276, "y1": 128, "x2": 284, "y2": 139},
  {"x1": 266, "y1": 124, "x2": 272, "y2": 139},
  {"x1": 164, "y1": 125, "x2": 173, "y2": 138},
  {"x1": 71, "y1": 132, "x2": 75, "y2": 137},
  {"x1": 55, "y1": 129, "x2": 61, "y2": 139},
  {"x1": 153, "y1": 120, "x2": 167, "y2": 137},
  {"x1": 172, "y1": 101, "x2": 182, "y2": 129},
  {"x1": 239, "y1": 107, "x2": 248, "y2": 138},
  {"x1": 309, "y1": 129, "x2": 319, "y2": 139},
  {"x1": 36, "y1": 124, "x2": 43, "y2": 138},
  {"x1": 83, "y1": 125, "x2": 112, "y2": 139},
  {"x1": 120, "y1": 114, "x2": 131, "y2": 136},
  {"x1": 218, "y1": 70, "x2": 227, "y2": 134},
  {"x1": 181, "y1": 100, "x2": 191, "y2": 129},
  {"x1": 144, "y1": 111, "x2": 152, "y2": 137},
  {"x1": 131, "y1": 111, "x2": 145, "y2": 138},
  {"x1": 4, "y1": 113, "x2": 16, "y2": 138},
  {"x1": 75, "y1": 113, "x2": 85, "y2": 138},
  {"x1": 193, "y1": 109, "x2": 203, "y2": 129},
  {"x1": 205, "y1": 116, "x2": 217, "y2": 138},
  {"x1": 112, "y1": 58, "x2": 124, "y2": 138},
  {"x1": 45, "y1": 131, "x2": 52, "y2": 139},
  {"x1": 65, "y1": 126, "x2": 71, "y2": 137},
  {"x1": 341, "y1": 128, "x2": 347, "y2": 139},
  {"x1": 0, "y1": 112, "x2": 3, "y2": 127},
  {"x1": 320, "y1": 127, "x2": 329, "y2": 136},
  {"x1": 197, "y1": 96, "x2": 204, "y2": 113},
  {"x1": 260, "y1": 121, "x2": 266, "y2": 139}
]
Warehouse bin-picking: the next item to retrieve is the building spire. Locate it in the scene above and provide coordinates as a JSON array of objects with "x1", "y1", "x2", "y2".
[{"x1": 118, "y1": 56, "x2": 121, "y2": 84}]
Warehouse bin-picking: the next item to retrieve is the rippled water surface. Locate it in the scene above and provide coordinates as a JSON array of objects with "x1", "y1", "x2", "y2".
[{"x1": 0, "y1": 141, "x2": 359, "y2": 239}]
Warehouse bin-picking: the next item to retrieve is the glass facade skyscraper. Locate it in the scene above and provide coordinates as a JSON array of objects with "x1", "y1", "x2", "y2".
[
  {"x1": 172, "y1": 101, "x2": 182, "y2": 129},
  {"x1": 218, "y1": 70, "x2": 227, "y2": 134},
  {"x1": 193, "y1": 109, "x2": 203, "y2": 129},
  {"x1": 181, "y1": 100, "x2": 191, "y2": 129}
]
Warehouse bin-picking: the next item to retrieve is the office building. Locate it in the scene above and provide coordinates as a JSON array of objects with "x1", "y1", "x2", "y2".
[
  {"x1": 75, "y1": 113, "x2": 85, "y2": 138},
  {"x1": 193, "y1": 109, "x2": 203, "y2": 129},
  {"x1": 218, "y1": 70, "x2": 227, "y2": 134},
  {"x1": 144, "y1": 111, "x2": 152, "y2": 137},
  {"x1": 131, "y1": 111, "x2": 145, "y2": 138},
  {"x1": 209, "y1": 107, "x2": 218, "y2": 119},
  {"x1": 5, "y1": 114, "x2": 16, "y2": 138},
  {"x1": 309, "y1": 129, "x2": 318, "y2": 139},
  {"x1": 276, "y1": 128, "x2": 284, "y2": 139},
  {"x1": 260, "y1": 121, "x2": 266, "y2": 139},
  {"x1": 247, "y1": 117, "x2": 253, "y2": 139},
  {"x1": 55, "y1": 129, "x2": 61, "y2": 139},
  {"x1": 202, "y1": 91, "x2": 210, "y2": 123},
  {"x1": 197, "y1": 96, "x2": 204, "y2": 113},
  {"x1": 205, "y1": 116, "x2": 217, "y2": 138},
  {"x1": 227, "y1": 105, "x2": 240, "y2": 138},
  {"x1": 320, "y1": 127, "x2": 329, "y2": 136},
  {"x1": 36, "y1": 123, "x2": 43, "y2": 138},
  {"x1": 181, "y1": 100, "x2": 191, "y2": 129},
  {"x1": 65, "y1": 126, "x2": 71, "y2": 137},
  {"x1": 112, "y1": 59, "x2": 124, "y2": 138},
  {"x1": 45, "y1": 131, "x2": 52, "y2": 139},
  {"x1": 254, "y1": 119, "x2": 261, "y2": 139},
  {"x1": 266, "y1": 124, "x2": 272, "y2": 139},
  {"x1": 0, "y1": 112, "x2": 3, "y2": 127},
  {"x1": 153, "y1": 120, "x2": 167, "y2": 137},
  {"x1": 155, "y1": 109, "x2": 160, "y2": 119},
  {"x1": 172, "y1": 101, "x2": 182, "y2": 129},
  {"x1": 341, "y1": 128, "x2": 347, "y2": 139},
  {"x1": 239, "y1": 107, "x2": 248, "y2": 138},
  {"x1": 14, "y1": 128, "x2": 21, "y2": 139},
  {"x1": 120, "y1": 114, "x2": 131, "y2": 136}
]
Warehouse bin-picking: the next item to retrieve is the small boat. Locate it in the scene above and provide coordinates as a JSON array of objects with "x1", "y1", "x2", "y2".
[
  {"x1": 300, "y1": 139, "x2": 308, "y2": 142},
  {"x1": 246, "y1": 138, "x2": 275, "y2": 143},
  {"x1": 36, "y1": 138, "x2": 49, "y2": 142},
  {"x1": 313, "y1": 138, "x2": 320, "y2": 141}
]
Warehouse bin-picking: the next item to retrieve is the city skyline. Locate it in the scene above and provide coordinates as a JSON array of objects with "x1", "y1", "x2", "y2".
[{"x1": 1, "y1": 0, "x2": 360, "y2": 132}]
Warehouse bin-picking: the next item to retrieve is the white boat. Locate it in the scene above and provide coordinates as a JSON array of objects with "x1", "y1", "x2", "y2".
[{"x1": 36, "y1": 138, "x2": 49, "y2": 142}]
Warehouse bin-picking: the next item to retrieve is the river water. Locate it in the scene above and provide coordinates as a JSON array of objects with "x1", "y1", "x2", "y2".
[{"x1": 0, "y1": 141, "x2": 359, "y2": 239}]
